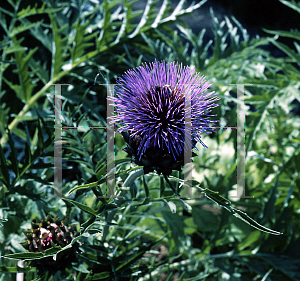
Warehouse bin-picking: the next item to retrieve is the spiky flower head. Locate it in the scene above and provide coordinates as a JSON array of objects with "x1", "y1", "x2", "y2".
[
  {"x1": 111, "y1": 60, "x2": 219, "y2": 175},
  {"x1": 21, "y1": 215, "x2": 78, "y2": 273}
]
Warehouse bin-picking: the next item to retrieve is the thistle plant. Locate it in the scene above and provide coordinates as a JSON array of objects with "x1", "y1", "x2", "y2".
[
  {"x1": 111, "y1": 61, "x2": 220, "y2": 181},
  {"x1": 2, "y1": 0, "x2": 299, "y2": 278},
  {"x1": 21, "y1": 215, "x2": 78, "y2": 273}
]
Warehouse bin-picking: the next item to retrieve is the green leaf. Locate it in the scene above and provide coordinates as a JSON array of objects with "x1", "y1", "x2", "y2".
[
  {"x1": 36, "y1": 110, "x2": 53, "y2": 140},
  {"x1": 245, "y1": 90, "x2": 278, "y2": 156},
  {"x1": 24, "y1": 142, "x2": 32, "y2": 170},
  {"x1": 49, "y1": 13, "x2": 68, "y2": 79},
  {"x1": 151, "y1": 0, "x2": 168, "y2": 29},
  {"x1": 5, "y1": 244, "x2": 62, "y2": 261},
  {"x1": 96, "y1": 0, "x2": 111, "y2": 50},
  {"x1": 17, "y1": 2, "x2": 49, "y2": 19},
  {"x1": 67, "y1": 180, "x2": 101, "y2": 195},
  {"x1": 84, "y1": 272, "x2": 111, "y2": 280},
  {"x1": 71, "y1": 20, "x2": 96, "y2": 63},
  {"x1": 2, "y1": 77, "x2": 23, "y2": 100},
  {"x1": 270, "y1": 39, "x2": 300, "y2": 67},
  {"x1": 7, "y1": 129, "x2": 19, "y2": 178},
  {"x1": 4, "y1": 252, "x2": 44, "y2": 260},
  {"x1": 160, "y1": 174, "x2": 165, "y2": 196},
  {"x1": 10, "y1": 127, "x2": 27, "y2": 141},
  {"x1": 9, "y1": 21, "x2": 43, "y2": 37},
  {"x1": 232, "y1": 208, "x2": 282, "y2": 235},
  {"x1": 128, "y1": 0, "x2": 156, "y2": 39},
  {"x1": 163, "y1": 199, "x2": 176, "y2": 213},
  {"x1": 95, "y1": 157, "x2": 132, "y2": 180},
  {"x1": 12, "y1": 42, "x2": 38, "y2": 101},
  {"x1": 279, "y1": 0, "x2": 300, "y2": 14},
  {"x1": 193, "y1": 184, "x2": 282, "y2": 235},
  {"x1": 263, "y1": 28, "x2": 300, "y2": 41},
  {"x1": 0, "y1": 144, "x2": 10, "y2": 187},
  {"x1": 27, "y1": 19, "x2": 52, "y2": 51},
  {"x1": 36, "y1": 118, "x2": 44, "y2": 153},
  {"x1": 202, "y1": 188, "x2": 232, "y2": 212},
  {"x1": 5, "y1": 45, "x2": 28, "y2": 55},
  {"x1": 173, "y1": 198, "x2": 192, "y2": 212},
  {"x1": 62, "y1": 198, "x2": 98, "y2": 216},
  {"x1": 142, "y1": 175, "x2": 149, "y2": 197},
  {"x1": 29, "y1": 58, "x2": 49, "y2": 84}
]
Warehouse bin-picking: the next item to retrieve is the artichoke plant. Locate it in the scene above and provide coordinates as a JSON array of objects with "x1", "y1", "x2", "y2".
[
  {"x1": 21, "y1": 215, "x2": 79, "y2": 273},
  {"x1": 110, "y1": 61, "x2": 219, "y2": 176}
]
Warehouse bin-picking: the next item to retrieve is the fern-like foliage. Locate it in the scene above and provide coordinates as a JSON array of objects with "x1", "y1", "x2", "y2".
[
  {"x1": 0, "y1": 0, "x2": 207, "y2": 146},
  {"x1": 1, "y1": 1, "x2": 300, "y2": 280}
]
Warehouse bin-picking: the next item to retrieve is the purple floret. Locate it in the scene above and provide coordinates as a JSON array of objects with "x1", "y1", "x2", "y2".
[{"x1": 110, "y1": 60, "x2": 219, "y2": 162}]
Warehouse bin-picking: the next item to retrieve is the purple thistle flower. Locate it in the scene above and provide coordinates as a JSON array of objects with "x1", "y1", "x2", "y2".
[{"x1": 110, "y1": 60, "x2": 219, "y2": 175}]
